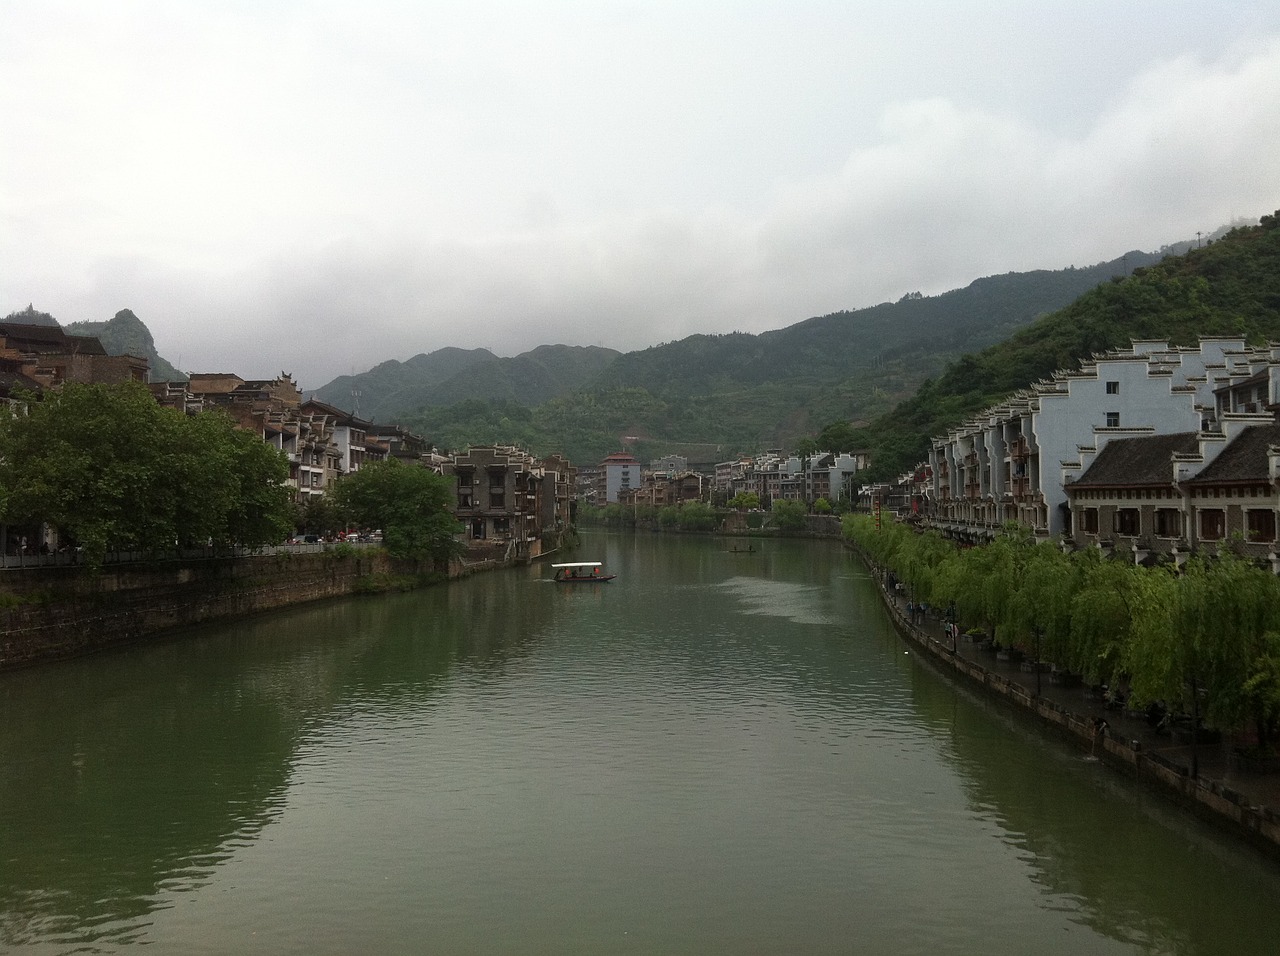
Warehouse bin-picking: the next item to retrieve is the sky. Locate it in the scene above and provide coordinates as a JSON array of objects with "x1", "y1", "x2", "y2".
[{"x1": 3, "y1": 1, "x2": 1280, "y2": 390}]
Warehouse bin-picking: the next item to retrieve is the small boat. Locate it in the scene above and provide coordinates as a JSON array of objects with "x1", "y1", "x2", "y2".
[{"x1": 552, "y1": 561, "x2": 616, "y2": 583}]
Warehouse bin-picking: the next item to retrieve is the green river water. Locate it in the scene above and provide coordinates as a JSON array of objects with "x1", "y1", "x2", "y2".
[{"x1": 2, "y1": 533, "x2": 1279, "y2": 955}]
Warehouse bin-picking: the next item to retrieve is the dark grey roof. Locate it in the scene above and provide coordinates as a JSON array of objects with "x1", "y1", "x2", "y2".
[
  {"x1": 1186, "y1": 423, "x2": 1280, "y2": 485},
  {"x1": 1072, "y1": 432, "x2": 1200, "y2": 488}
]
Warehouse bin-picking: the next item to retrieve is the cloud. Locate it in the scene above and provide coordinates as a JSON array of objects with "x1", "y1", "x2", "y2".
[{"x1": 3, "y1": 6, "x2": 1278, "y2": 391}]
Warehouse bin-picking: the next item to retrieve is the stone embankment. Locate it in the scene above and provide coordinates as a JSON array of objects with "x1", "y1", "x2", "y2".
[
  {"x1": 862, "y1": 551, "x2": 1280, "y2": 860},
  {"x1": 0, "y1": 549, "x2": 437, "y2": 670}
]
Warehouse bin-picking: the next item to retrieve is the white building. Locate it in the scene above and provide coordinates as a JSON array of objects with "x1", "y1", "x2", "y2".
[
  {"x1": 929, "y1": 338, "x2": 1251, "y2": 539},
  {"x1": 600, "y1": 452, "x2": 641, "y2": 504}
]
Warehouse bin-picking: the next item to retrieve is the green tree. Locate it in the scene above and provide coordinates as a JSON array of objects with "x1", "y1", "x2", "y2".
[
  {"x1": 812, "y1": 497, "x2": 832, "y2": 515},
  {"x1": 728, "y1": 491, "x2": 760, "y2": 511},
  {"x1": 332, "y1": 459, "x2": 462, "y2": 561},
  {"x1": 0, "y1": 383, "x2": 293, "y2": 567},
  {"x1": 771, "y1": 499, "x2": 807, "y2": 532},
  {"x1": 676, "y1": 501, "x2": 718, "y2": 532}
]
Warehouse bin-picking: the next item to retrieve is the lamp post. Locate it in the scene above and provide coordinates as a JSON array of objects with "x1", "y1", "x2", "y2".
[{"x1": 947, "y1": 602, "x2": 957, "y2": 653}]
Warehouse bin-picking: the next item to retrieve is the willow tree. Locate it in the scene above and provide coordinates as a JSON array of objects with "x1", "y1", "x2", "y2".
[
  {"x1": 1004, "y1": 539, "x2": 1080, "y2": 667},
  {"x1": 1064, "y1": 551, "x2": 1157, "y2": 684},
  {"x1": 1176, "y1": 552, "x2": 1280, "y2": 747}
]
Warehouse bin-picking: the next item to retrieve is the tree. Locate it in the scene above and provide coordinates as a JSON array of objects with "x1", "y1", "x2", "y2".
[
  {"x1": 728, "y1": 491, "x2": 760, "y2": 511},
  {"x1": 812, "y1": 497, "x2": 832, "y2": 515},
  {"x1": 676, "y1": 501, "x2": 718, "y2": 532},
  {"x1": 771, "y1": 499, "x2": 807, "y2": 532},
  {"x1": 0, "y1": 383, "x2": 294, "y2": 567},
  {"x1": 332, "y1": 459, "x2": 461, "y2": 562}
]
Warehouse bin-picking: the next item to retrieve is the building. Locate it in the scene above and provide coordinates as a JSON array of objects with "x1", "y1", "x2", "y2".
[
  {"x1": 600, "y1": 452, "x2": 641, "y2": 504},
  {"x1": 1065, "y1": 416, "x2": 1280, "y2": 567},
  {"x1": 0, "y1": 321, "x2": 149, "y2": 388},
  {"x1": 447, "y1": 445, "x2": 572, "y2": 562},
  {"x1": 929, "y1": 338, "x2": 1248, "y2": 541}
]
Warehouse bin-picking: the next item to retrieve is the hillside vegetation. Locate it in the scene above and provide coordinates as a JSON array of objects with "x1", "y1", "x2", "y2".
[
  {"x1": 852, "y1": 211, "x2": 1280, "y2": 480},
  {"x1": 385, "y1": 249, "x2": 1179, "y2": 463}
]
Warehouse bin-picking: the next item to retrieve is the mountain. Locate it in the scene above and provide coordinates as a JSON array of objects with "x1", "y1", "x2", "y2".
[
  {"x1": 395, "y1": 249, "x2": 1179, "y2": 463},
  {"x1": 852, "y1": 212, "x2": 1280, "y2": 480},
  {"x1": 2, "y1": 305, "x2": 60, "y2": 328},
  {"x1": 312, "y1": 344, "x2": 620, "y2": 421},
  {"x1": 63, "y1": 309, "x2": 186, "y2": 382}
]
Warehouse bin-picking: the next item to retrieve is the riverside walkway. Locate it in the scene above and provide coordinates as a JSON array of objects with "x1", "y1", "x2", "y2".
[{"x1": 872, "y1": 570, "x2": 1280, "y2": 857}]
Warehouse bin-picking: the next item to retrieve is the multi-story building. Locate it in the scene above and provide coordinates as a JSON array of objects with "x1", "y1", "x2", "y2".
[
  {"x1": 300, "y1": 399, "x2": 374, "y2": 477},
  {"x1": 448, "y1": 445, "x2": 573, "y2": 561},
  {"x1": 600, "y1": 452, "x2": 641, "y2": 504},
  {"x1": 929, "y1": 338, "x2": 1248, "y2": 540}
]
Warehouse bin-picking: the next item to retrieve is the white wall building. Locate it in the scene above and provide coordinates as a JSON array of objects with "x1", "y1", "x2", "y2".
[{"x1": 929, "y1": 338, "x2": 1252, "y2": 539}]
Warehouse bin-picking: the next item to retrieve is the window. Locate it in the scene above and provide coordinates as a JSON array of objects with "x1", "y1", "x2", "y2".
[
  {"x1": 1105, "y1": 411, "x2": 1120, "y2": 428},
  {"x1": 1199, "y1": 509, "x2": 1225, "y2": 541},
  {"x1": 1114, "y1": 508, "x2": 1140, "y2": 535},
  {"x1": 458, "y1": 493, "x2": 472, "y2": 509},
  {"x1": 489, "y1": 491, "x2": 505, "y2": 509},
  {"x1": 1155, "y1": 508, "x2": 1181, "y2": 538},
  {"x1": 1247, "y1": 509, "x2": 1276, "y2": 542},
  {"x1": 1106, "y1": 381, "x2": 1119, "y2": 395},
  {"x1": 1081, "y1": 508, "x2": 1099, "y2": 534}
]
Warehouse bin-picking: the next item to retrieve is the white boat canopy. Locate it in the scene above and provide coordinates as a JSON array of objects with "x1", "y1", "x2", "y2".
[{"x1": 551, "y1": 561, "x2": 604, "y2": 568}]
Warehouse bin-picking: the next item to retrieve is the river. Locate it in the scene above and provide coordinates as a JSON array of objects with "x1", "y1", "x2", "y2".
[{"x1": 2, "y1": 532, "x2": 1279, "y2": 955}]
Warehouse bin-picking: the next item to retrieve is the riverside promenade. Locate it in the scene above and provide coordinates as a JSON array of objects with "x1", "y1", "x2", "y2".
[{"x1": 869, "y1": 565, "x2": 1280, "y2": 859}]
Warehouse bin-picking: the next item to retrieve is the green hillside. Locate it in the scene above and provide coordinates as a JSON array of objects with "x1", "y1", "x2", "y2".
[
  {"x1": 852, "y1": 211, "x2": 1280, "y2": 481},
  {"x1": 311, "y1": 345, "x2": 620, "y2": 421},
  {"x1": 312, "y1": 347, "x2": 498, "y2": 419},
  {"x1": 397, "y1": 249, "x2": 1176, "y2": 463}
]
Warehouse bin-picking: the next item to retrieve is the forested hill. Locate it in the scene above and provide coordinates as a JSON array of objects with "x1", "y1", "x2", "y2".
[
  {"x1": 311, "y1": 345, "x2": 620, "y2": 422},
  {"x1": 598, "y1": 257, "x2": 1172, "y2": 397},
  {"x1": 395, "y1": 246, "x2": 1182, "y2": 463},
  {"x1": 851, "y1": 211, "x2": 1280, "y2": 481}
]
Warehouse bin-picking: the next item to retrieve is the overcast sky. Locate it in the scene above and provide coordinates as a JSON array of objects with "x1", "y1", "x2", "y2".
[{"x1": 4, "y1": 1, "x2": 1279, "y2": 389}]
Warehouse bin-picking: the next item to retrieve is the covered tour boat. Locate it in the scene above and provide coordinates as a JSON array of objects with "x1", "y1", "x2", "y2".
[{"x1": 552, "y1": 561, "x2": 616, "y2": 583}]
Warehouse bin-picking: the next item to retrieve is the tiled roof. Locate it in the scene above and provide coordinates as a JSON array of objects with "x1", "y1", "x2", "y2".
[
  {"x1": 1072, "y1": 432, "x2": 1200, "y2": 487},
  {"x1": 1186, "y1": 424, "x2": 1280, "y2": 485}
]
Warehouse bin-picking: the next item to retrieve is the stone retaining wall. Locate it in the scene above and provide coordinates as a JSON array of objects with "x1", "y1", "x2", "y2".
[{"x1": 0, "y1": 551, "x2": 416, "y2": 669}]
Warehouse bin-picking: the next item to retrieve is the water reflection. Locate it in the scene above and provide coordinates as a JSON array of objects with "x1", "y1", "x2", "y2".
[
  {"x1": 2, "y1": 535, "x2": 1278, "y2": 955},
  {"x1": 895, "y1": 580, "x2": 1280, "y2": 956},
  {"x1": 0, "y1": 574, "x2": 556, "y2": 951}
]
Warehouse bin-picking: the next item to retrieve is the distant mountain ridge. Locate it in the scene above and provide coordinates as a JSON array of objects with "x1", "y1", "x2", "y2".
[
  {"x1": 316, "y1": 248, "x2": 1176, "y2": 444},
  {"x1": 312, "y1": 344, "x2": 621, "y2": 421}
]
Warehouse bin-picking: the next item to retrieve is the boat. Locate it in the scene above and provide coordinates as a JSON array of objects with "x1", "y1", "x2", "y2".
[{"x1": 552, "y1": 561, "x2": 616, "y2": 583}]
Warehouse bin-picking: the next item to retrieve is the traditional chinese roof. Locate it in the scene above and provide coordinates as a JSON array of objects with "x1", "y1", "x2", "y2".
[
  {"x1": 1185, "y1": 424, "x2": 1280, "y2": 485},
  {"x1": 1071, "y1": 432, "x2": 1200, "y2": 488}
]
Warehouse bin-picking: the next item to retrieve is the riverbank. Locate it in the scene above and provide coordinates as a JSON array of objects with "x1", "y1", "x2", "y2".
[
  {"x1": 859, "y1": 548, "x2": 1280, "y2": 859},
  {"x1": 0, "y1": 549, "x2": 452, "y2": 670}
]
